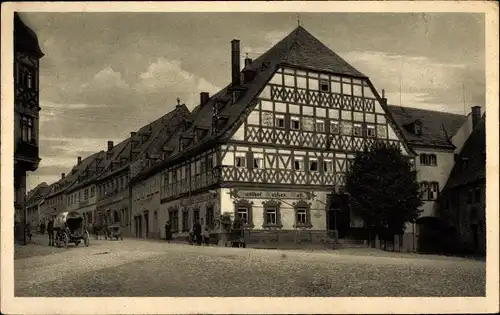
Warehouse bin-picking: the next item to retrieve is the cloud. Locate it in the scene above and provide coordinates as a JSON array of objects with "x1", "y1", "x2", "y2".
[
  {"x1": 135, "y1": 58, "x2": 221, "y2": 107},
  {"x1": 341, "y1": 51, "x2": 485, "y2": 112},
  {"x1": 80, "y1": 66, "x2": 129, "y2": 91}
]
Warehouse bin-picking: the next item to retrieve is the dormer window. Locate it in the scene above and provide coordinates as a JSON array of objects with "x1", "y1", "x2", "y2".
[{"x1": 414, "y1": 120, "x2": 423, "y2": 135}]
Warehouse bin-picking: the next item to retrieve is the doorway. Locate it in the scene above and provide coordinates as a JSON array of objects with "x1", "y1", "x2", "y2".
[
  {"x1": 328, "y1": 193, "x2": 350, "y2": 238},
  {"x1": 144, "y1": 212, "x2": 149, "y2": 238}
]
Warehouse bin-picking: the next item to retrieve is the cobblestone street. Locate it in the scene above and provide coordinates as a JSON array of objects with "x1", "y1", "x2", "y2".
[{"x1": 14, "y1": 234, "x2": 486, "y2": 297}]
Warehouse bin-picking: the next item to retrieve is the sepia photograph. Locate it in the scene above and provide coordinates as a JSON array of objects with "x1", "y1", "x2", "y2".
[{"x1": 1, "y1": 1, "x2": 498, "y2": 314}]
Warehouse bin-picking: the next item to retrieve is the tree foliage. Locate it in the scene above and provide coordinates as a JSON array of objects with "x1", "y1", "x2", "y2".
[{"x1": 345, "y1": 142, "x2": 423, "y2": 235}]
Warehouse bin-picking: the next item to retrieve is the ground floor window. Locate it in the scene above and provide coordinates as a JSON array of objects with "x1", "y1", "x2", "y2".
[
  {"x1": 234, "y1": 199, "x2": 253, "y2": 227},
  {"x1": 294, "y1": 201, "x2": 312, "y2": 228},
  {"x1": 182, "y1": 210, "x2": 189, "y2": 232},
  {"x1": 168, "y1": 209, "x2": 179, "y2": 231},
  {"x1": 262, "y1": 200, "x2": 282, "y2": 228},
  {"x1": 206, "y1": 205, "x2": 214, "y2": 228}
]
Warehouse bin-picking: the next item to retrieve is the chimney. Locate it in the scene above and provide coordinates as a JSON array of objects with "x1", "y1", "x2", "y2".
[
  {"x1": 200, "y1": 92, "x2": 210, "y2": 105},
  {"x1": 231, "y1": 39, "x2": 241, "y2": 86},
  {"x1": 244, "y1": 57, "x2": 253, "y2": 67},
  {"x1": 471, "y1": 106, "x2": 481, "y2": 129},
  {"x1": 77, "y1": 156, "x2": 82, "y2": 165},
  {"x1": 107, "y1": 140, "x2": 114, "y2": 152},
  {"x1": 381, "y1": 89, "x2": 387, "y2": 106},
  {"x1": 61, "y1": 173, "x2": 65, "y2": 179}
]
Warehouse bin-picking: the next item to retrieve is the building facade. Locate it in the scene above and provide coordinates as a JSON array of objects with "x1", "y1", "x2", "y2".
[
  {"x1": 25, "y1": 182, "x2": 49, "y2": 228},
  {"x1": 439, "y1": 111, "x2": 486, "y2": 255},
  {"x1": 14, "y1": 13, "x2": 44, "y2": 244},
  {"x1": 388, "y1": 105, "x2": 473, "y2": 252},
  {"x1": 132, "y1": 26, "x2": 416, "y2": 245}
]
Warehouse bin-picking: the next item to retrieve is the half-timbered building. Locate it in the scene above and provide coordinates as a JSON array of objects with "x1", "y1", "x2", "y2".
[
  {"x1": 14, "y1": 12, "x2": 44, "y2": 244},
  {"x1": 133, "y1": 26, "x2": 417, "y2": 245}
]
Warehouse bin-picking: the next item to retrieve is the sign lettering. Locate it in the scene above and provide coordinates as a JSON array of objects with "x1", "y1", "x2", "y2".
[{"x1": 235, "y1": 190, "x2": 309, "y2": 200}]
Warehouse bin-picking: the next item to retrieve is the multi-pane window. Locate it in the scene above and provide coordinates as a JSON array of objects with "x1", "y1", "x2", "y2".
[
  {"x1": 341, "y1": 122, "x2": 352, "y2": 135},
  {"x1": 330, "y1": 121, "x2": 340, "y2": 134},
  {"x1": 291, "y1": 117, "x2": 300, "y2": 130},
  {"x1": 206, "y1": 206, "x2": 214, "y2": 228},
  {"x1": 169, "y1": 210, "x2": 179, "y2": 231},
  {"x1": 253, "y1": 156, "x2": 263, "y2": 169},
  {"x1": 237, "y1": 207, "x2": 249, "y2": 224},
  {"x1": 420, "y1": 154, "x2": 437, "y2": 166},
  {"x1": 315, "y1": 120, "x2": 325, "y2": 132},
  {"x1": 264, "y1": 207, "x2": 277, "y2": 225},
  {"x1": 419, "y1": 182, "x2": 429, "y2": 199},
  {"x1": 182, "y1": 210, "x2": 189, "y2": 232},
  {"x1": 207, "y1": 156, "x2": 214, "y2": 170},
  {"x1": 366, "y1": 125, "x2": 376, "y2": 138},
  {"x1": 309, "y1": 159, "x2": 319, "y2": 172},
  {"x1": 235, "y1": 156, "x2": 246, "y2": 168},
  {"x1": 353, "y1": 123, "x2": 362, "y2": 136},
  {"x1": 84, "y1": 189, "x2": 89, "y2": 200},
  {"x1": 429, "y1": 182, "x2": 439, "y2": 200},
  {"x1": 275, "y1": 115, "x2": 285, "y2": 128},
  {"x1": 323, "y1": 160, "x2": 334, "y2": 173},
  {"x1": 377, "y1": 125, "x2": 387, "y2": 138},
  {"x1": 294, "y1": 158, "x2": 304, "y2": 171},
  {"x1": 320, "y1": 80, "x2": 330, "y2": 92},
  {"x1": 21, "y1": 116, "x2": 34, "y2": 142},
  {"x1": 295, "y1": 207, "x2": 308, "y2": 225}
]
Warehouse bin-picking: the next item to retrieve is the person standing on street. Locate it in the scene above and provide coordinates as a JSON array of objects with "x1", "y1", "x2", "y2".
[
  {"x1": 164, "y1": 221, "x2": 172, "y2": 243},
  {"x1": 193, "y1": 219, "x2": 202, "y2": 245},
  {"x1": 47, "y1": 216, "x2": 54, "y2": 246}
]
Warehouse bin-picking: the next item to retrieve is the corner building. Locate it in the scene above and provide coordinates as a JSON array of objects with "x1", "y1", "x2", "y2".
[{"x1": 132, "y1": 26, "x2": 415, "y2": 244}]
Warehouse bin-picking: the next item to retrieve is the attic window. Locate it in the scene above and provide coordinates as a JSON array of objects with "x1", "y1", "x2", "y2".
[
  {"x1": 414, "y1": 120, "x2": 423, "y2": 135},
  {"x1": 320, "y1": 80, "x2": 330, "y2": 92}
]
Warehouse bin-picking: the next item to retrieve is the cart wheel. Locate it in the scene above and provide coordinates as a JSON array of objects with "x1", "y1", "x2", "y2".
[
  {"x1": 84, "y1": 231, "x2": 90, "y2": 247},
  {"x1": 62, "y1": 233, "x2": 69, "y2": 248}
]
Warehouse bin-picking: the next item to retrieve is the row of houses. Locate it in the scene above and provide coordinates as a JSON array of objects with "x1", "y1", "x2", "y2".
[{"x1": 27, "y1": 25, "x2": 486, "y2": 254}]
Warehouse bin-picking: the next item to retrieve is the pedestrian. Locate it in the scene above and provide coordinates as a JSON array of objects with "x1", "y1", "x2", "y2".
[
  {"x1": 25, "y1": 221, "x2": 32, "y2": 241},
  {"x1": 40, "y1": 220, "x2": 46, "y2": 234},
  {"x1": 47, "y1": 216, "x2": 54, "y2": 246},
  {"x1": 202, "y1": 227, "x2": 210, "y2": 246},
  {"x1": 193, "y1": 219, "x2": 202, "y2": 246},
  {"x1": 164, "y1": 221, "x2": 172, "y2": 243}
]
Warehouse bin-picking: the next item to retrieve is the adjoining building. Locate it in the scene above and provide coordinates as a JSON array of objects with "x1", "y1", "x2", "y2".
[
  {"x1": 388, "y1": 105, "x2": 476, "y2": 252},
  {"x1": 14, "y1": 13, "x2": 44, "y2": 244},
  {"x1": 131, "y1": 26, "x2": 417, "y2": 245},
  {"x1": 25, "y1": 182, "x2": 49, "y2": 228},
  {"x1": 439, "y1": 111, "x2": 486, "y2": 255}
]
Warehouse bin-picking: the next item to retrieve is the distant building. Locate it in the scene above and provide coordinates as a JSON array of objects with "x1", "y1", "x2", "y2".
[
  {"x1": 131, "y1": 26, "x2": 417, "y2": 245},
  {"x1": 14, "y1": 13, "x2": 44, "y2": 244},
  {"x1": 25, "y1": 182, "x2": 49, "y2": 227},
  {"x1": 440, "y1": 111, "x2": 486, "y2": 255}
]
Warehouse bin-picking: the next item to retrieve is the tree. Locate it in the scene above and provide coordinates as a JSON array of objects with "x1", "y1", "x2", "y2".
[{"x1": 345, "y1": 142, "x2": 422, "y2": 246}]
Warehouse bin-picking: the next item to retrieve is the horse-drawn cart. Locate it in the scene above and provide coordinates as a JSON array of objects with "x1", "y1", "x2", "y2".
[{"x1": 53, "y1": 211, "x2": 90, "y2": 248}]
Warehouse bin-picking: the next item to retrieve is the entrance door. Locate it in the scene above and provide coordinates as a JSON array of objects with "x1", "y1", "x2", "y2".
[
  {"x1": 144, "y1": 212, "x2": 149, "y2": 238},
  {"x1": 329, "y1": 193, "x2": 350, "y2": 238}
]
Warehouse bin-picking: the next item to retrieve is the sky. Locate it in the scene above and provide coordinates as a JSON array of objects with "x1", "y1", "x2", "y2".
[{"x1": 20, "y1": 12, "x2": 485, "y2": 190}]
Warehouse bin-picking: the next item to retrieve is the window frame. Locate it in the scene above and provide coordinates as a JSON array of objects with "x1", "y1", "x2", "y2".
[
  {"x1": 293, "y1": 201, "x2": 312, "y2": 228},
  {"x1": 330, "y1": 121, "x2": 340, "y2": 135},
  {"x1": 319, "y1": 79, "x2": 330, "y2": 92},
  {"x1": 366, "y1": 124, "x2": 376, "y2": 138},
  {"x1": 234, "y1": 199, "x2": 254, "y2": 228},
  {"x1": 309, "y1": 158, "x2": 319, "y2": 172},
  {"x1": 235, "y1": 156, "x2": 246, "y2": 168},
  {"x1": 275, "y1": 115, "x2": 285, "y2": 129},
  {"x1": 428, "y1": 182, "x2": 439, "y2": 201},
  {"x1": 290, "y1": 117, "x2": 301, "y2": 130},
  {"x1": 315, "y1": 119, "x2": 325, "y2": 133},
  {"x1": 293, "y1": 158, "x2": 304, "y2": 171},
  {"x1": 262, "y1": 200, "x2": 282, "y2": 228},
  {"x1": 323, "y1": 159, "x2": 334, "y2": 173}
]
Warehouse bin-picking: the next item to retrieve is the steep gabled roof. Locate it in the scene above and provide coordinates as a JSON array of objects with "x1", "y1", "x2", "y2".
[
  {"x1": 98, "y1": 105, "x2": 188, "y2": 181},
  {"x1": 444, "y1": 114, "x2": 486, "y2": 189},
  {"x1": 388, "y1": 105, "x2": 467, "y2": 149},
  {"x1": 135, "y1": 26, "x2": 409, "y2": 182},
  {"x1": 26, "y1": 182, "x2": 50, "y2": 206},
  {"x1": 14, "y1": 12, "x2": 44, "y2": 58},
  {"x1": 64, "y1": 150, "x2": 106, "y2": 194},
  {"x1": 46, "y1": 151, "x2": 102, "y2": 198}
]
